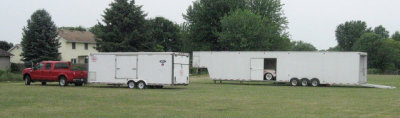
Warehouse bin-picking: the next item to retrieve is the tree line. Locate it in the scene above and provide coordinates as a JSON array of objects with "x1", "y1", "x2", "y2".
[{"x1": 17, "y1": 0, "x2": 399, "y2": 73}]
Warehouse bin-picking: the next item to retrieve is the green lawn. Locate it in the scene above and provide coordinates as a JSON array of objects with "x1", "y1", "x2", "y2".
[{"x1": 0, "y1": 75, "x2": 399, "y2": 118}]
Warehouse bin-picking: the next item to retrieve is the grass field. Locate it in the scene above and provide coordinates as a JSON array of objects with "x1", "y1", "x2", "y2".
[{"x1": 0, "y1": 75, "x2": 399, "y2": 118}]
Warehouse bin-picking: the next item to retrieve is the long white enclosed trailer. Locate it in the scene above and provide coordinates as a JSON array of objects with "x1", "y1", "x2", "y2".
[
  {"x1": 193, "y1": 51, "x2": 369, "y2": 87},
  {"x1": 88, "y1": 52, "x2": 189, "y2": 89}
]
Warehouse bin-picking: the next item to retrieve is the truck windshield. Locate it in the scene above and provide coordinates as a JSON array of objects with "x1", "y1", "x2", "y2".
[{"x1": 54, "y1": 63, "x2": 69, "y2": 69}]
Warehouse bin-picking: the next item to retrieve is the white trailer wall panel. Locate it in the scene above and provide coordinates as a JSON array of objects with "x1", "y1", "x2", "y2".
[
  {"x1": 193, "y1": 51, "x2": 367, "y2": 85},
  {"x1": 88, "y1": 52, "x2": 189, "y2": 86}
]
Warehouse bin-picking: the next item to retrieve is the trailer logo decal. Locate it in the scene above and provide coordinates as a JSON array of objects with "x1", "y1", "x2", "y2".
[
  {"x1": 160, "y1": 60, "x2": 166, "y2": 66},
  {"x1": 92, "y1": 56, "x2": 97, "y2": 62}
]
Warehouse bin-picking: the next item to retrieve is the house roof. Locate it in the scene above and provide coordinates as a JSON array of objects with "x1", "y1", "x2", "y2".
[
  {"x1": 0, "y1": 49, "x2": 13, "y2": 57},
  {"x1": 8, "y1": 44, "x2": 22, "y2": 52},
  {"x1": 58, "y1": 30, "x2": 97, "y2": 43}
]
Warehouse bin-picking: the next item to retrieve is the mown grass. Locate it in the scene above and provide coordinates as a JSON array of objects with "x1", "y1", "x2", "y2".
[{"x1": 0, "y1": 75, "x2": 399, "y2": 118}]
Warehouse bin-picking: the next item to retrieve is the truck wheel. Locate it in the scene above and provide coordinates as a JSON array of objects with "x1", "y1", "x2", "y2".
[
  {"x1": 137, "y1": 81, "x2": 146, "y2": 89},
  {"x1": 128, "y1": 81, "x2": 135, "y2": 89},
  {"x1": 310, "y1": 78, "x2": 320, "y2": 87},
  {"x1": 290, "y1": 78, "x2": 300, "y2": 86},
  {"x1": 59, "y1": 77, "x2": 68, "y2": 87},
  {"x1": 264, "y1": 73, "x2": 273, "y2": 80},
  {"x1": 41, "y1": 82, "x2": 47, "y2": 86},
  {"x1": 24, "y1": 75, "x2": 31, "y2": 85},
  {"x1": 301, "y1": 78, "x2": 309, "y2": 86}
]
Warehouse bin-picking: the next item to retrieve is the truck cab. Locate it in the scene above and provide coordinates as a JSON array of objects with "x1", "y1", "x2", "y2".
[{"x1": 23, "y1": 61, "x2": 88, "y2": 86}]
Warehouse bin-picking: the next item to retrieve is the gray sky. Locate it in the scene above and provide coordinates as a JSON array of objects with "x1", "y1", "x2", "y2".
[{"x1": 1, "y1": 0, "x2": 399, "y2": 50}]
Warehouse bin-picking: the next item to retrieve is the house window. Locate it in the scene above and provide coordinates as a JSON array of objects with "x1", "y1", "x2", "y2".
[
  {"x1": 71, "y1": 58, "x2": 77, "y2": 64},
  {"x1": 72, "y1": 43, "x2": 76, "y2": 49},
  {"x1": 85, "y1": 43, "x2": 88, "y2": 50},
  {"x1": 85, "y1": 57, "x2": 88, "y2": 64}
]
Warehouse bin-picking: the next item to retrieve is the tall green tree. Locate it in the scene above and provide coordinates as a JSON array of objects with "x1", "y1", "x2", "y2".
[
  {"x1": 95, "y1": 0, "x2": 151, "y2": 52},
  {"x1": 391, "y1": 31, "x2": 400, "y2": 41},
  {"x1": 291, "y1": 41, "x2": 317, "y2": 51},
  {"x1": 373, "y1": 25, "x2": 389, "y2": 39},
  {"x1": 21, "y1": 9, "x2": 60, "y2": 64},
  {"x1": 0, "y1": 41, "x2": 13, "y2": 51},
  {"x1": 353, "y1": 33, "x2": 400, "y2": 73},
  {"x1": 147, "y1": 17, "x2": 181, "y2": 52},
  {"x1": 335, "y1": 20, "x2": 367, "y2": 51},
  {"x1": 184, "y1": 0, "x2": 246, "y2": 51}
]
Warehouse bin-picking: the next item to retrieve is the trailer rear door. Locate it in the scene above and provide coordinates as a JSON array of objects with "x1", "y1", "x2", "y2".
[
  {"x1": 173, "y1": 55, "x2": 189, "y2": 84},
  {"x1": 116, "y1": 56, "x2": 137, "y2": 79},
  {"x1": 250, "y1": 59, "x2": 264, "y2": 80}
]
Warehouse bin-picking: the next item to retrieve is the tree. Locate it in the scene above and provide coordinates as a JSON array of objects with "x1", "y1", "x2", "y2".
[
  {"x1": 335, "y1": 20, "x2": 367, "y2": 51},
  {"x1": 353, "y1": 33, "x2": 400, "y2": 73},
  {"x1": 21, "y1": 9, "x2": 60, "y2": 64},
  {"x1": 59, "y1": 26, "x2": 87, "y2": 31},
  {"x1": 0, "y1": 41, "x2": 13, "y2": 51},
  {"x1": 147, "y1": 17, "x2": 181, "y2": 52},
  {"x1": 391, "y1": 31, "x2": 400, "y2": 41},
  {"x1": 94, "y1": 0, "x2": 151, "y2": 52},
  {"x1": 291, "y1": 41, "x2": 317, "y2": 51},
  {"x1": 184, "y1": 0, "x2": 246, "y2": 51},
  {"x1": 373, "y1": 25, "x2": 389, "y2": 39}
]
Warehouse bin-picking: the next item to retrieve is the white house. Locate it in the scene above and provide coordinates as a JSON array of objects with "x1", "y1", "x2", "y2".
[{"x1": 8, "y1": 30, "x2": 99, "y2": 64}]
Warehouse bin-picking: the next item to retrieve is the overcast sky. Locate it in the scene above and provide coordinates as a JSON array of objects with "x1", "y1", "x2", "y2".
[{"x1": 1, "y1": 0, "x2": 399, "y2": 50}]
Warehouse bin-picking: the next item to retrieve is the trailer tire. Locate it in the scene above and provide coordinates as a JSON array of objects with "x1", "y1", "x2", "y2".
[
  {"x1": 59, "y1": 76, "x2": 68, "y2": 87},
  {"x1": 137, "y1": 81, "x2": 146, "y2": 89},
  {"x1": 290, "y1": 78, "x2": 300, "y2": 86},
  {"x1": 264, "y1": 73, "x2": 274, "y2": 80},
  {"x1": 41, "y1": 82, "x2": 47, "y2": 85},
  {"x1": 300, "y1": 78, "x2": 309, "y2": 86},
  {"x1": 75, "y1": 82, "x2": 83, "y2": 86},
  {"x1": 24, "y1": 75, "x2": 31, "y2": 85},
  {"x1": 127, "y1": 81, "x2": 135, "y2": 89},
  {"x1": 310, "y1": 78, "x2": 320, "y2": 87}
]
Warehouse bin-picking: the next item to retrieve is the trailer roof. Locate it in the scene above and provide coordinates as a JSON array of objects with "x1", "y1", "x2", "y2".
[
  {"x1": 90, "y1": 52, "x2": 190, "y2": 56},
  {"x1": 193, "y1": 51, "x2": 367, "y2": 55}
]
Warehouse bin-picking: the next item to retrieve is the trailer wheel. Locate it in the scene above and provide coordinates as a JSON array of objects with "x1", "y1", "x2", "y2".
[
  {"x1": 310, "y1": 78, "x2": 320, "y2": 87},
  {"x1": 59, "y1": 76, "x2": 68, "y2": 87},
  {"x1": 24, "y1": 75, "x2": 31, "y2": 85},
  {"x1": 127, "y1": 81, "x2": 135, "y2": 89},
  {"x1": 290, "y1": 78, "x2": 300, "y2": 86},
  {"x1": 75, "y1": 82, "x2": 83, "y2": 86},
  {"x1": 137, "y1": 81, "x2": 146, "y2": 89},
  {"x1": 300, "y1": 78, "x2": 309, "y2": 86},
  {"x1": 264, "y1": 73, "x2": 274, "y2": 80},
  {"x1": 41, "y1": 82, "x2": 47, "y2": 86}
]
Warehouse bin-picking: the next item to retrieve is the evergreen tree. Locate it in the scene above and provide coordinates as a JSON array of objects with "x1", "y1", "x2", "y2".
[
  {"x1": 95, "y1": 0, "x2": 150, "y2": 52},
  {"x1": 147, "y1": 17, "x2": 181, "y2": 52},
  {"x1": 21, "y1": 9, "x2": 60, "y2": 64},
  {"x1": 0, "y1": 41, "x2": 13, "y2": 51}
]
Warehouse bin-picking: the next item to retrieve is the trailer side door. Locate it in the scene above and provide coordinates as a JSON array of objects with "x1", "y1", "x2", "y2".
[
  {"x1": 116, "y1": 56, "x2": 137, "y2": 79},
  {"x1": 173, "y1": 55, "x2": 189, "y2": 84},
  {"x1": 250, "y1": 58, "x2": 264, "y2": 80}
]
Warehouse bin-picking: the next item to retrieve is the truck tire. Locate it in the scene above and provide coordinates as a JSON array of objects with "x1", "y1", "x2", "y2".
[
  {"x1": 128, "y1": 81, "x2": 135, "y2": 89},
  {"x1": 24, "y1": 75, "x2": 31, "y2": 85},
  {"x1": 137, "y1": 81, "x2": 146, "y2": 89},
  {"x1": 310, "y1": 78, "x2": 320, "y2": 87},
  {"x1": 264, "y1": 73, "x2": 274, "y2": 80},
  {"x1": 41, "y1": 82, "x2": 47, "y2": 85},
  {"x1": 59, "y1": 76, "x2": 68, "y2": 87},
  {"x1": 290, "y1": 78, "x2": 300, "y2": 86},
  {"x1": 300, "y1": 78, "x2": 309, "y2": 86}
]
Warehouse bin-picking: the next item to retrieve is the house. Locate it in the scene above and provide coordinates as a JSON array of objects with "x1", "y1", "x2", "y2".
[
  {"x1": 0, "y1": 49, "x2": 12, "y2": 70},
  {"x1": 8, "y1": 30, "x2": 99, "y2": 64}
]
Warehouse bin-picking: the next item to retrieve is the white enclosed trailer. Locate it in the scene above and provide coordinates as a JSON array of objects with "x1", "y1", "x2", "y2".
[
  {"x1": 193, "y1": 51, "x2": 369, "y2": 87},
  {"x1": 88, "y1": 52, "x2": 189, "y2": 89}
]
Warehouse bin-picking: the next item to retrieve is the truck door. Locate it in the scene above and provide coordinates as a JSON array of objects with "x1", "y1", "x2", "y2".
[
  {"x1": 31, "y1": 62, "x2": 44, "y2": 80},
  {"x1": 250, "y1": 59, "x2": 264, "y2": 80},
  {"x1": 42, "y1": 63, "x2": 53, "y2": 80},
  {"x1": 116, "y1": 56, "x2": 137, "y2": 79}
]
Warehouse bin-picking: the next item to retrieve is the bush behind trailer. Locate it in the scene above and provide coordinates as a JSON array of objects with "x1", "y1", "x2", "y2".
[
  {"x1": 192, "y1": 51, "x2": 377, "y2": 87},
  {"x1": 88, "y1": 52, "x2": 189, "y2": 89}
]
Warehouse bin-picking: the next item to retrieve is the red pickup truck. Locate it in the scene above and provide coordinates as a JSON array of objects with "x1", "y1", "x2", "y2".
[{"x1": 23, "y1": 61, "x2": 88, "y2": 86}]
